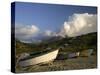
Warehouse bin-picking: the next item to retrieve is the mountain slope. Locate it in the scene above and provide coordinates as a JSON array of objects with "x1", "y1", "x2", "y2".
[{"x1": 15, "y1": 32, "x2": 97, "y2": 55}]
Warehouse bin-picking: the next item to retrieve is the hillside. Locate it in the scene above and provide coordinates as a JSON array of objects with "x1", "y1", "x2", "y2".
[{"x1": 15, "y1": 32, "x2": 97, "y2": 55}]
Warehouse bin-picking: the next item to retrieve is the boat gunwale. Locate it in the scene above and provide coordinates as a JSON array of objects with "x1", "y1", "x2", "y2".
[{"x1": 19, "y1": 49, "x2": 59, "y2": 61}]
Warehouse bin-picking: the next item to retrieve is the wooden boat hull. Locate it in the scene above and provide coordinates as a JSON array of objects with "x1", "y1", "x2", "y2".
[{"x1": 19, "y1": 49, "x2": 59, "y2": 67}]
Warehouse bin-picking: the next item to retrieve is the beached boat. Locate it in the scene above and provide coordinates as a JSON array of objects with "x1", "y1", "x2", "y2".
[
  {"x1": 18, "y1": 49, "x2": 59, "y2": 67},
  {"x1": 68, "y1": 52, "x2": 80, "y2": 58}
]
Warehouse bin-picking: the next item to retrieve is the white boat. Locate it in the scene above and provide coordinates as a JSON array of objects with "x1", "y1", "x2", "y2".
[
  {"x1": 68, "y1": 52, "x2": 80, "y2": 58},
  {"x1": 19, "y1": 49, "x2": 59, "y2": 67}
]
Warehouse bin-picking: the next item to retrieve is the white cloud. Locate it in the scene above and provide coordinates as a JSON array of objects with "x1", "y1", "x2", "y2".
[
  {"x1": 59, "y1": 13, "x2": 97, "y2": 37},
  {"x1": 44, "y1": 30, "x2": 58, "y2": 37},
  {"x1": 15, "y1": 25, "x2": 58, "y2": 43},
  {"x1": 15, "y1": 24, "x2": 39, "y2": 43}
]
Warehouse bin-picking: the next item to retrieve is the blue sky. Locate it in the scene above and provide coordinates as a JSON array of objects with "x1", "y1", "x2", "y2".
[
  {"x1": 15, "y1": 2, "x2": 97, "y2": 32},
  {"x1": 14, "y1": 2, "x2": 97, "y2": 43}
]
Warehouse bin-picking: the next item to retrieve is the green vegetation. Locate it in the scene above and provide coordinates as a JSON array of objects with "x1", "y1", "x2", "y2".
[{"x1": 16, "y1": 32, "x2": 97, "y2": 55}]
